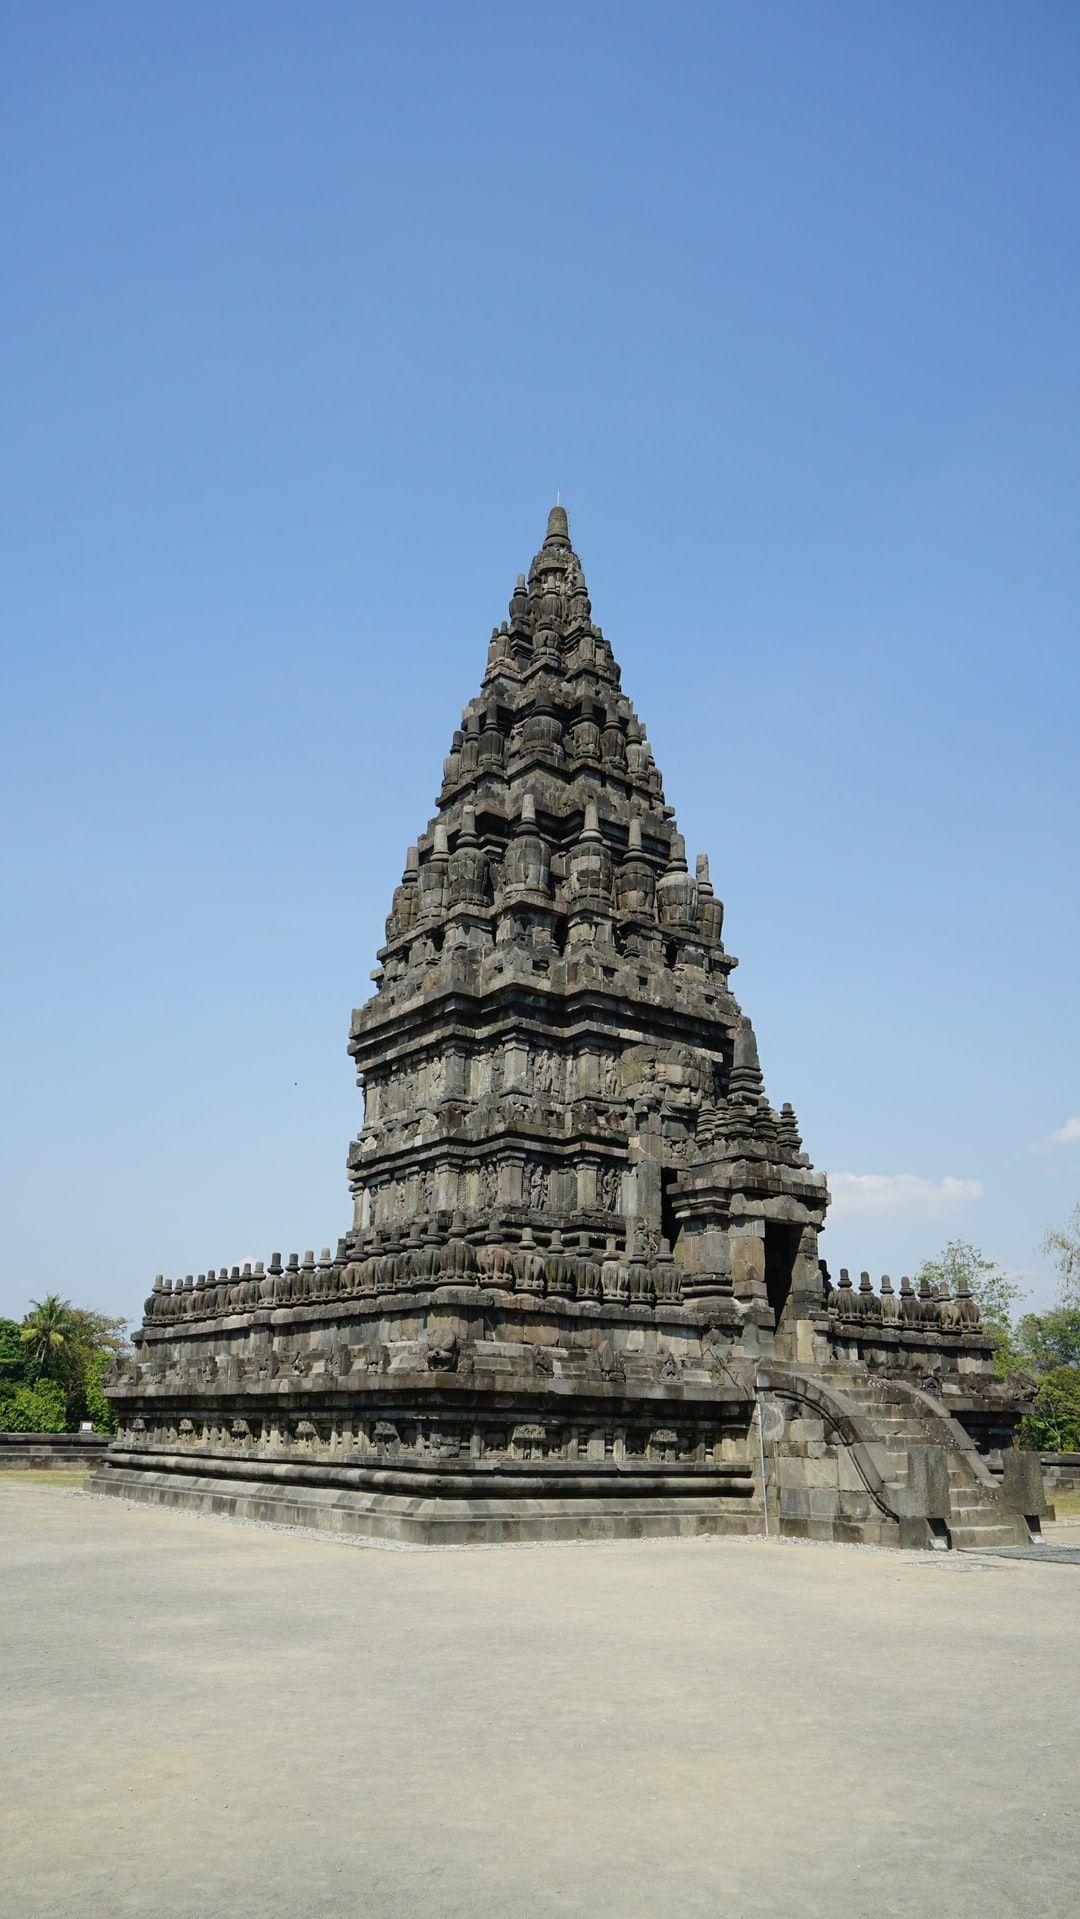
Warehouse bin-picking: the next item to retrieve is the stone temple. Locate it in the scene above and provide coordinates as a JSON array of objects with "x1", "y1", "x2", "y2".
[{"x1": 95, "y1": 507, "x2": 1048, "y2": 1549}]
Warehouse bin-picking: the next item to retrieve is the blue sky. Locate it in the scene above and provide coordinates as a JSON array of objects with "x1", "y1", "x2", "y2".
[{"x1": 3, "y1": 2, "x2": 1078, "y2": 1324}]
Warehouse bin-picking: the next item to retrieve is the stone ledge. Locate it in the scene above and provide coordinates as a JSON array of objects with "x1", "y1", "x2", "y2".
[{"x1": 90, "y1": 1467, "x2": 765, "y2": 1547}]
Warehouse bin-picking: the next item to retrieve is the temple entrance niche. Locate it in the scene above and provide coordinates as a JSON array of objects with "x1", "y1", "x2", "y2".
[
  {"x1": 660, "y1": 1172, "x2": 680, "y2": 1260},
  {"x1": 764, "y1": 1222, "x2": 801, "y2": 1329}
]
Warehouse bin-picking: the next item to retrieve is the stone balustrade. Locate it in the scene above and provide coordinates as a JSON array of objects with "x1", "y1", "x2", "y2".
[
  {"x1": 139, "y1": 1228, "x2": 684, "y2": 1325},
  {"x1": 821, "y1": 1264, "x2": 983, "y2": 1333},
  {"x1": 807, "y1": 1261, "x2": 999, "y2": 1398}
]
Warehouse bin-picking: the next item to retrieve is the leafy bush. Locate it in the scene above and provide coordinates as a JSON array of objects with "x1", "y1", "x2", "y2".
[
  {"x1": 81, "y1": 1347, "x2": 118, "y2": 1434},
  {"x1": 0, "y1": 1378, "x2": 68, "y2": 1433}
]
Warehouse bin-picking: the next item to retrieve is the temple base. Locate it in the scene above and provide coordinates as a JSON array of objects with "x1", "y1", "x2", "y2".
[{"x1": 88, "y1": 1461, "x2": 762, "y2": 1546}]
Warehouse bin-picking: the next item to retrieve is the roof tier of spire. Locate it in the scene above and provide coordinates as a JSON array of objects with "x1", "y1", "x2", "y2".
[{"x1": 376, "y1": 505, "x2": 734, "y2": 986}]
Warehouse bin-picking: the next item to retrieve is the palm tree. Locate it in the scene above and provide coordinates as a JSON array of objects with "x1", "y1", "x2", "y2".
[{"x1": 19, "y1": 1295, "x2": 78, "y2": 1382}]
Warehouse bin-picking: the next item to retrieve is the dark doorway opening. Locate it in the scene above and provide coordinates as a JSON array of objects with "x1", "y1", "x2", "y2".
[
  {"x1": 763, "y1": 1223, "x2": 801, "y2": 1327},
  {"x1": 660, "y1": 1172, "x2": 679, "y2": 1256}
]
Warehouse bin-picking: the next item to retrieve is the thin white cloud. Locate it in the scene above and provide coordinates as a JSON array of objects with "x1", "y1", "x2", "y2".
[
  {"x1": 827, "y1": 1172, "x2": 983, "y2": 1220},
  {"x1": 1031, "y1": 1115, "x2": 1080, "y2": 1152}
]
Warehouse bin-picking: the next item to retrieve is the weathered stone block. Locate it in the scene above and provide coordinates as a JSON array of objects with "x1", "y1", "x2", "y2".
[
  {"x1": 836, "y1": 1450, "x2": 867, "y2": 1492},
  {"x1": 809, "y1": 1489, "x2": 841, "y2": 1518},
  {"x1": 906, "y1": 1446, "x2": 950, "y2": 1521},
  {"x1": 799, "y1": 1456, "x2": 840, "y2": 1491},
  {"x1": 778, "y1": 1488, "x2": 811, "y2": 1519},
  {"x1": 836, "y1": 1491, "x2": 872, "y2": 1522},
  {"x1": 1001, "y1": 1448, "x2": 1051, "y2": 1518}
]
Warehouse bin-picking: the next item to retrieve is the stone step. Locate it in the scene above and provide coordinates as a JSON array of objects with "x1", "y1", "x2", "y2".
[
  {"x1": 951, "y1": 1524, "x2": 1019, "y2": 1546},
  {"x1": 839, "y1": 1383, "x2": 913, "y2": 1403},
  {"x1": 856, "y1": 1407, "x2": 919, "y2": 1424},
  {"x1": 853, "y1": 1402, "x2": 928, "y2": 1423}
]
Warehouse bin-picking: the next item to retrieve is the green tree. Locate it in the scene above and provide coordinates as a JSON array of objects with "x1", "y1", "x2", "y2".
[
  {"x1": 1041, "y1": 1202, "x2": 1080, "y2": 1304},
  {"x1": 1014, "y1": 1307, "x2": 1080, "y2": 1374},
  {"x1": 1005, "y1": 1202, "x2": 1080, "y2": 1450},
  {"x1": 0, "y1": 1318, "x2": 35, "y2": 1386},
  {"x1": 18, "y1": 1294, "x2": 82, "y2": 1383},
  {"x1": 1018, "y1": 1366, "x2": 1080, "y2": 1453},
  {"x1": 66, "y1": 1307, "x2": 129, "y2": 1359},
  {"x1": 63, "y1": 1309, "x2": 128, "y2": 1431},
  {"x1": 80, "y1": 1347, "x2": 119, "y2": 1435}
]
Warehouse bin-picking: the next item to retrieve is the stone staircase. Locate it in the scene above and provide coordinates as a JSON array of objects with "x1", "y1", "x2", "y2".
[{"x1": 830, "y1": 1369, "x2": 1029, "y2": 1550}]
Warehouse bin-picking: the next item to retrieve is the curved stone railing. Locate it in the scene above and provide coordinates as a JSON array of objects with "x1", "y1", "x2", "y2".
[
  {"x1": 757, "y1": 1363, "x2": 1042, "y2": 1547},
  {"x1": 753, "y1": 1362, "x2": 918, "y2": 1535}
]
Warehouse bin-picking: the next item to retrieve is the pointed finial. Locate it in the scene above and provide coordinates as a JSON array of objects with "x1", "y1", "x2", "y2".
[
  {"x1": 666, "y1": 832, "x2": 688, "y2": 873},
  {"x1": 733, "y1": 1016, "x2": 762, "y2": 1075},
  {"x1": 546, "y1": 504, "x2": 569, "y2": 543}
]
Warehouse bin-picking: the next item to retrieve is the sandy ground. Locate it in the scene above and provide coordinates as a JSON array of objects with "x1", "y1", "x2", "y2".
[{"x1": 2, "y1": 1480, "x2": 1077, "y2": 1919}]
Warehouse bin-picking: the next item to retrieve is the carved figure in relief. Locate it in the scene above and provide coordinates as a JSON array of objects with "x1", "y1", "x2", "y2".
[
  {"x1": 531, "y1": 1051, "x2": 551, "y2": 1094},
  {"x1": 475, "y1": 1163, "x2": 495, "y2": 1213},
  {"x1": 426, "y1": 1333, "x2": 460, "y2": 1373},
  {"x1": 598, "y1": 1164, "x2": 622, "y2": 1212}
]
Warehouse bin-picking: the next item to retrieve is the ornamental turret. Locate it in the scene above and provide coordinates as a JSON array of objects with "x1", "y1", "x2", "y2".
[{"x1": 500, "y1": 792, "x2": 551, "y2": 902}]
